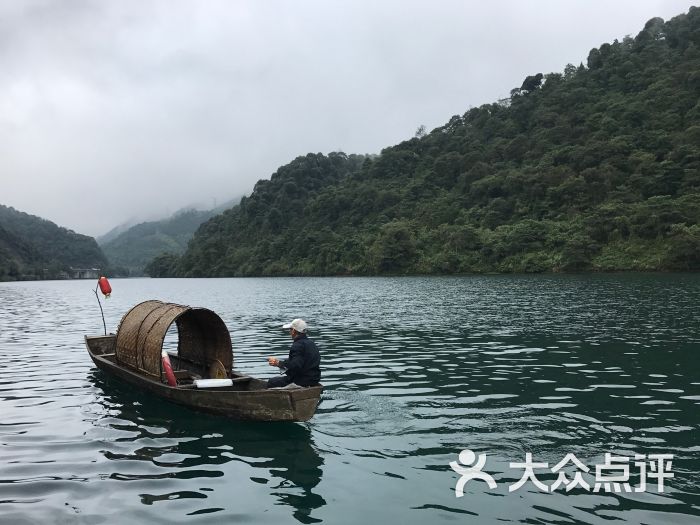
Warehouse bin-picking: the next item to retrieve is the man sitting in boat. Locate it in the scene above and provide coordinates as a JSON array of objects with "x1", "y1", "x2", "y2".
[{"x1": 267, "y1": 318, "x2": 321, "y2": 388}]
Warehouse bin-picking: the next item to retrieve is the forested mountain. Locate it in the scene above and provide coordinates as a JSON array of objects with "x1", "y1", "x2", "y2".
[
  {"x1": 0, "y1": 205, "x2": 108, "y2": 281},
  {"x1": 97, "y1": 220, "x2": 139, "y2": 246},
  {"x1": 100, "y1": 207, "x2": 224, "y2": 275},
  {"x1": 148, "y1": 9, "x2": 700, "y2": 277}
]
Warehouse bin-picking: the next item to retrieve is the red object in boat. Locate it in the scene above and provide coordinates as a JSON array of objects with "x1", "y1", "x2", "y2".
[
  {"x1": 161, "y1": 351, "x2": 177, "y2": 387},
  {"x1": 98, "y1": 276, "x2": 112, "y2": 297}
]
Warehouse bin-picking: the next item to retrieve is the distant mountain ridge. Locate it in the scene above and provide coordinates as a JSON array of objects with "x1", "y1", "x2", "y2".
[
  {"x1": 0, "y1": 204, "x2": 108, "y2": 281},
  {"x1": 97, "y1": 220, "x2": 140, "y2": 246},
  {"x1": 99, "y1": 198, "x2": 241, "y2": 275}
]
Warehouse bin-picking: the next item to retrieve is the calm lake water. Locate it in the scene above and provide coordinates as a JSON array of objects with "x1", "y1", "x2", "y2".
[{"x1": 0, "y1": 275, "x2": 698, "y2": 524}]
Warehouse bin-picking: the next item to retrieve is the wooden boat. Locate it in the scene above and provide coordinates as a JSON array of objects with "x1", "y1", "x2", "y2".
[{"x1": 84, "y1": 300, "x2": 322, "y2": 421}]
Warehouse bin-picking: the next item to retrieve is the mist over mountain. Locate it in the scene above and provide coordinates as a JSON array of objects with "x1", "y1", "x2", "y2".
[
  {"x1": 100, "y1": 197, "x2": 242, "y2": 275},
  {"x1": 147, "y1": 9, "x2": 700, "y2": 277}
]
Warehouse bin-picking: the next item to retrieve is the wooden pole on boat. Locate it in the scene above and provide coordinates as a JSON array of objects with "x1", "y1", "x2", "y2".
[{"x1": 93, "y1": 284, "x2": 107, "y2": 336}]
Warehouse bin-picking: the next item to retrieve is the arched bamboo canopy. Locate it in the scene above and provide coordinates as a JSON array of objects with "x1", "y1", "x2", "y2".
[{"x1": 115, "y1": 300, "x2": 232, "y2": 379}]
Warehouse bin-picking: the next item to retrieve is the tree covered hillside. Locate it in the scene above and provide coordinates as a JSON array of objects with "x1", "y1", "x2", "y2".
[
  {"x1": 0, "y1": 205, "x2": 108, "y2": 280},
  {"x1": 150, "y1": 9, "x2": 700, "y2": 277},
  {"x1": 101, "y1": 208, "x2": 221, "y2": 275}
]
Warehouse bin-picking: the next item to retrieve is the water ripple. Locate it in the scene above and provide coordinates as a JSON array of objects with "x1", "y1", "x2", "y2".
[{"x1": 0, "y1": 275, "x2": 698, "y2": 523}]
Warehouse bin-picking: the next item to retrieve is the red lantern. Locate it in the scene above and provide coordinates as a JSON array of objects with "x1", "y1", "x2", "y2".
[{"x1": 98, "y1": 276, "x2": 112, "y2": 297}]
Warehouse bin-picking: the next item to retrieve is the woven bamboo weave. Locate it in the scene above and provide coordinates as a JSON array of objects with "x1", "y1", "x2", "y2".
[{"x1": 115, "y1": 300, "x2": 232, "y2": 380}]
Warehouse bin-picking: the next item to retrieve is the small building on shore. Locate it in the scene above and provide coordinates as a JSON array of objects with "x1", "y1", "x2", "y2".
[{"x1": 69, "y1": 268, "x2": 101, "y2": 279}]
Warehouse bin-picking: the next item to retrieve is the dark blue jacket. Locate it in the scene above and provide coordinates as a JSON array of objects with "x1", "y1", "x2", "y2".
[{"x1": 279, "y1": 334, "x2": 321, "y2": 386}]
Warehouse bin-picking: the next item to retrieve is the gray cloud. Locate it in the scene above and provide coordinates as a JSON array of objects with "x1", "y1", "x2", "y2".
[{"x1": 0, "y1": 0, "x2": 695, "y2": 236}]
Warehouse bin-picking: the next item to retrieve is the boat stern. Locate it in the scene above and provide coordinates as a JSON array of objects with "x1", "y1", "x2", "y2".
[{"x1": 85, "y1": 334, "x2": 117, "y2": 356}]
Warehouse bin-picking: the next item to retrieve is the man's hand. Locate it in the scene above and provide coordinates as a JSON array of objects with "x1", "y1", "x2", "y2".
[{"x1": 268, "y1": 357, "x2": 279, "y2": 367}]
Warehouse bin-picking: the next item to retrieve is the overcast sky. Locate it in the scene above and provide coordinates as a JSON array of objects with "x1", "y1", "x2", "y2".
[{"x1": 1, "y1": 0, "x2": 696, "y2": 237}]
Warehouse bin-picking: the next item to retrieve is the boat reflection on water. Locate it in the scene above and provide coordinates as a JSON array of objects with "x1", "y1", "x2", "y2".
[{"x1": 89, "y1": 371, "x2": 326, "y2": 523}]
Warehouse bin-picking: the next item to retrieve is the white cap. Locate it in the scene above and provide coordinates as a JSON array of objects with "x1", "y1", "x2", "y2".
[{"x1": 282, "y1": 318, "x2": 307, "y2": 333}]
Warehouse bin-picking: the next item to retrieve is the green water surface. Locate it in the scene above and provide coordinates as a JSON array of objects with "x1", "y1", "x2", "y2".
[{"x1": 0, "y1": 274, "x2": 698, "y2": 524}]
